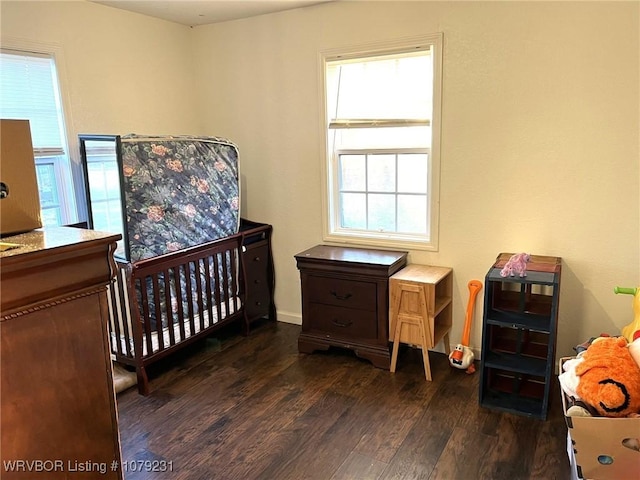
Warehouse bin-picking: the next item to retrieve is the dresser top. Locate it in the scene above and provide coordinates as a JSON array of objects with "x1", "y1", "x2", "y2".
[
  {"x1": 295, "y1": 244, "x2": 407, "y2": 267},
  {"x1": 1, "y1": 227, "x2": 122, "y2": 316},
  {"x1": 1, "y1": 227, "x2": 121, "y2": 258}
]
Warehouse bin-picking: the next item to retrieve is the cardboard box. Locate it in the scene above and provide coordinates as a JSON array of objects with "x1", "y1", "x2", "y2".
[
  {"x1": 559, "y1": 357, "x2": 640, "y2": 480},
  {"x1": 567, "y1": 431, "x2": 583, "y2": 480},
  {"x1": 0, "y1": 119, "x2": 42, "y2": 236}
]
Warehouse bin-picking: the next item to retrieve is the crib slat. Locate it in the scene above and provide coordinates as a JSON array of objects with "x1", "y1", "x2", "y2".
[
  {"x1": 212, "y1": 252, "x2": 223, "y2": 325},
  {"x1": 222, "y1": 250, "x2": 231, "y2": 316},
  {"x1": 137, "y1": 277, "x2": 155, "y2": 357},
  {"x1": 203, "y1": 255, "x2": 214, "y2": 328},
  {"x1": 230, "y1": 247, "x2": 240, "y2": 311},
  {"x1": 164, "y1": 268, "x2": 176, "y2": 347},
  {"x1": 175, "y1": 264, "x2": 187, "y2": 342},
  {"x1": 151, "y1": 274, "x2": 164, "y2": 352},
  {"x1": 185, "y1": 261, "x2": 197, "y2": 338},
  {"x1": 196, "y1": 259, "x2": 206, "y2": 332}
]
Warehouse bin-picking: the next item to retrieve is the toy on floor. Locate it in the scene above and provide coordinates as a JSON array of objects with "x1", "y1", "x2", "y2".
[
  {"x1": 615, "y1": 286, "x2": 640, "y2": 344},
  {"x1": 449, "y1": 280, "x2": 482, "y2": 374},
  {"x1": 499, "y1": 252, "x2": 530, "y2": 278},
  {"x1": 574, "y1": 336, "x2": 640, "y2": 418}
]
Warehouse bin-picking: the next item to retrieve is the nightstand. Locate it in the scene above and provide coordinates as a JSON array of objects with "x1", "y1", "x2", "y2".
[
  {"x1": 294, "y1": 245, "x2": 407, "y2": 369},
  {"x1": 388, "y1": 264, "x2": 453, "y2": 381}
]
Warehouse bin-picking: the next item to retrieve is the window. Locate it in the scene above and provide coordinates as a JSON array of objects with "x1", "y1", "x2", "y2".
[
  {"x1": 321, "y1": 34, "x2": 443, "y2": 251},
  {"x1": 0, "y1": 49, "x2": 77, "y2": 226}
]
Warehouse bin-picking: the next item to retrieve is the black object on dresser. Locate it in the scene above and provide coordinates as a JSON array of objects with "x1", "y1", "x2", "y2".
[
  {"x1": 240, "y1": 218, "x2": 277, "y2": 329},
  {"x1": 479, "y1": 253, "x2": 562, "y2": 420},
  {"x1": 295, "y1": 245, "x2": 408, "y2": 369}
]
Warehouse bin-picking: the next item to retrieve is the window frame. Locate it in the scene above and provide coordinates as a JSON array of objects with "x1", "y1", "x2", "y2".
[
  {"x1": 34, "y1": 154, "x2": 75, "y2": 225},
  {"x1": 319, "y1": 34, "x2": 443, "y2": 251},
  {"x1": 0, "y1": 38, "x2": 83, "y2": 226}
]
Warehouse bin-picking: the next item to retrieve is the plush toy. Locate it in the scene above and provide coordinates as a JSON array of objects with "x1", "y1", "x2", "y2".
[
  {"x1": 500, "y1": 253, "x2": 531, "y2": 278},
  {"x1": 575, "y1": 336, "x2": 640, "y2": 417},
  {"x1": 559, "y1": 355, "x2": 585, "y2": 400}
]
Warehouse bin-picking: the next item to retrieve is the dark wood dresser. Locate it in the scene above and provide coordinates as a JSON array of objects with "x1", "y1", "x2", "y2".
[
  {"x1": 240, "y1": 218, "x2": 276, "y2": 330},
  {"x1": 0, "y1": 227, "x2": 123, "y2": 479},
  {"x1": 295, "y1": 245, "x2": 407, "y2": 369}
]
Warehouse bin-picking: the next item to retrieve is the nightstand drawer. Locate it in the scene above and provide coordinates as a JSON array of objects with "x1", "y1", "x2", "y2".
[
  {"x1": 306, "y1": 303, "x2": 377, "y2": 339},
  {"x1": 305, "y1": 276, "x2": 376, "y2": 311}
]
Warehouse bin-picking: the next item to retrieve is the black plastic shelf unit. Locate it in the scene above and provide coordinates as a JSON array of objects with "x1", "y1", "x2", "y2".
[{"x1": 478, "y1": 253, "x2": 562, "y2": 420}]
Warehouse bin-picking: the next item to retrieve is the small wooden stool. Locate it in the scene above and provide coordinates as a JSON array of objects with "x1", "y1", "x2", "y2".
[{"x1": 389, "y1": 264, "x2": 453, "y2": 381}]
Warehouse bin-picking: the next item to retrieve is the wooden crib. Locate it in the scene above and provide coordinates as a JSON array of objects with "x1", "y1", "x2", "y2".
[{"x1": 107, "y1": 233, "x2": 245, "y2": 395}]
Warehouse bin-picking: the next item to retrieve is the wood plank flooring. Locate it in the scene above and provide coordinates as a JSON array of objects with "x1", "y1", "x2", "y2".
[{"x1": 116, "y1": 320, "x2": 571, "y2": 480}]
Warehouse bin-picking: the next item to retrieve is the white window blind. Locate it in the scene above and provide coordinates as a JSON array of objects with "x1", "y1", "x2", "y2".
[
  {"x1": 0, "y1": 51, "x2": 66, "y2": 154},
  {"x1": 0, "y1": 49, "x2": 76, "y2": 226},
  {"x1": 328, "y1": 50, "x2": 432, "y2": 127}
]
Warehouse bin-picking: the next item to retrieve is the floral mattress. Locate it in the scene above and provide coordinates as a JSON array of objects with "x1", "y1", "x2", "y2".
[{"x1": 120, "y1": 135, "x2": 240, "y2": 262}]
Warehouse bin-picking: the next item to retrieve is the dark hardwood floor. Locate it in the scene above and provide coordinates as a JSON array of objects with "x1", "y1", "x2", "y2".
[{"x1": 117, "y1": 320, "x2": 571, "y2": 480}]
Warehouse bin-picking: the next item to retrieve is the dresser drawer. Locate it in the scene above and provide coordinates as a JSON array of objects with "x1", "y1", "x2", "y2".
[
  {"x1": 244, "y1": 244, "x2": 269, "y2": 279},
  {"x1": 243, "y1": 243, "x2": 270, "y2": 321},
  {"x1": 306, "y1": 303, "x2": 377, "y2": 339},
  {"x1": 305, "y1": 275, "x2": 376, "y2": 311},
  {"x1": 246, "y1": 287, "x2": 270, "y2": 319}
]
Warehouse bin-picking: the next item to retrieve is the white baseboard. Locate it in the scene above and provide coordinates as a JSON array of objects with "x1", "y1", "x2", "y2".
[{"x1": 275, "y1": 310, "x2": 302, "y2": 325}]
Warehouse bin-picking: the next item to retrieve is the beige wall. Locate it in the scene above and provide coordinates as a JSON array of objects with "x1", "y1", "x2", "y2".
[
  {"x1": 2, "y1": 1, "x2": 639, "y2": 363},
  {"x1": 0, "y1": 0, "x2": 201, "y2": 160},
  {"x1": 192, "y1": 0, "x2": 640, "y2": 361}
]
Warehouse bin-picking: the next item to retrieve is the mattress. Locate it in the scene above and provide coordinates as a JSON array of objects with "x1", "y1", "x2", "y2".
[{"x1": 119, "y1": 134, "x2": 240, "y2": 262}]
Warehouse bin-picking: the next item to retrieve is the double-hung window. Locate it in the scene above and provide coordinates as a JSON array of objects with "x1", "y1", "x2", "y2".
[
  {"x1": 0, "y1": 49, "x2": 77, "y2": 226},
  {"x1": 321, "y1": 34, "x2": 443, "y2": 251}
]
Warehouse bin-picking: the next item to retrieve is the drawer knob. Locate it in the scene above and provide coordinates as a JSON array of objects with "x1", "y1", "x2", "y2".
[
  {"x1": 331, "y1": 319, "x2": 353, "y2": 328},
  {"x1": 330, "y1": 291, "x2": 352, "y2": 301}
]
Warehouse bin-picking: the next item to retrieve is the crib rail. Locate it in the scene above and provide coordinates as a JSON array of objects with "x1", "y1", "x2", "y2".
[
  {"x1": 131, "y1": 234, "x2": 244, "y2": 358},
  {"x1": 106, "y1": 233, "x2": 245, "y2": 394}
]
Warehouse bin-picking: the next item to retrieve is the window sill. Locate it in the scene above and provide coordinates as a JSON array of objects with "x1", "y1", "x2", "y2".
[{"x1": 322, "y1": 231, "x2": 438, "y2": 252}]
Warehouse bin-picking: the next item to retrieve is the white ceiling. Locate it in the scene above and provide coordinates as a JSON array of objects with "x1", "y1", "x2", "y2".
[{"x1": 92, "y1": 0, "x2": 332, "y2": 27}]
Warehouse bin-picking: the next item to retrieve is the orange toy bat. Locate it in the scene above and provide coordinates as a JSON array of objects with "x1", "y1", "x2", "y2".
[{"x1": 449, "y1": 280, "x2": 483, "y2": 373}]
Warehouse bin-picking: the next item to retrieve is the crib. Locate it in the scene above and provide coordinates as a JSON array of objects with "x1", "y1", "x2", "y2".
[
  {"x1": 106, "y1": 233, "x2": 245, "y2": 395},
  {"x1": 79, "y1": 133, "x2": 269, "y2": 395}
]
